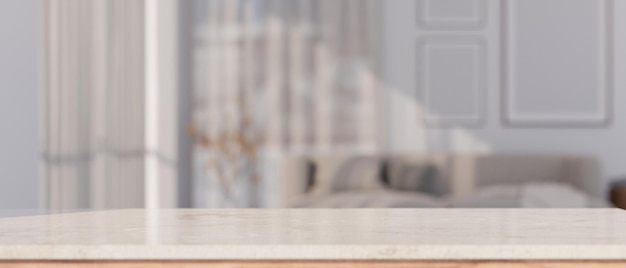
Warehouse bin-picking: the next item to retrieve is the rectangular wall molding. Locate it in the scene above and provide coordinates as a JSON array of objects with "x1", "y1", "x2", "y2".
[
  {"x1": 502, "y1": 0, "x2": 613, "y2": 127},
  {"x1": 417, "y1": 0, "x2": 487, "y2": 31},
  {"x1": 418, "y1": 36, "x2": 486, "y2": 127}
]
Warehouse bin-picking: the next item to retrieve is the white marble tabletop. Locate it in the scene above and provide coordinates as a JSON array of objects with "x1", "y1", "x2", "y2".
[{"x1": 0, "y1": 209, "x2": 625, "y2": 260}]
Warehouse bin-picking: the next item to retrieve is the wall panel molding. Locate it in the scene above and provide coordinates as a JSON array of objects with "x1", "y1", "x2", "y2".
[
  {"x1": 418, "y1": 36, "x2": 486, "y2": 127},
  {"x1": 417, "y1": 0, "x2": 488, "y2": 31},
  {"x1": 502, "y1": 0, "x2": 614, "y2": 127}
]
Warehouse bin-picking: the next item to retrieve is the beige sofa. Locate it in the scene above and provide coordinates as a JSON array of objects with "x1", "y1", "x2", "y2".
[{"x1": 281, "y1": 154, "x2": 605, "y2": 208}]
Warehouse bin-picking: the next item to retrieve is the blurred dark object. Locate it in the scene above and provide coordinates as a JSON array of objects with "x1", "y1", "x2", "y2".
[{"x1": 610, "y1": 180, "x2": 626, "y2": 209}]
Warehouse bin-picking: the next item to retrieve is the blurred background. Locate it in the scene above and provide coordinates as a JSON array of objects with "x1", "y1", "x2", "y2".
[{"x1": 1, "y1": 0, "x2": 626, "y2": 214}]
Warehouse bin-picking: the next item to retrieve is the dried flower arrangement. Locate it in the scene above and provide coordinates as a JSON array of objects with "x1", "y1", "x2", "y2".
[{"x1": 189, "y1": 96, "x2": 260, "y2": 208}]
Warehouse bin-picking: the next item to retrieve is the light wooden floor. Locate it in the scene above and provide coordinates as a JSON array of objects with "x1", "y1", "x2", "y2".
[{"x1": 1, "y1": 262, "x2": 626, "y2": 268}]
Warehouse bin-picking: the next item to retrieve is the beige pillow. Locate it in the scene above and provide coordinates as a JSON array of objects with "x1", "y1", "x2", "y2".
[{"x1": 310, "y1": 156, "x2": 384, "y2": 195}]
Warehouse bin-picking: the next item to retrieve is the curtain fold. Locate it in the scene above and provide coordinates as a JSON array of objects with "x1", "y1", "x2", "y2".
[{"x1": 42, "y1": 0, "x2": 147, "y2": 210}]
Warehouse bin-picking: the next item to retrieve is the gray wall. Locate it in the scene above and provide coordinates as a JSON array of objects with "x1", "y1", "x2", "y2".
[
  {"x1": 0, "y1": 0, "x2": 40, "y2": 210},
  {"x1": 384, "y1": 0, "x2": 626, "y2": 192}
]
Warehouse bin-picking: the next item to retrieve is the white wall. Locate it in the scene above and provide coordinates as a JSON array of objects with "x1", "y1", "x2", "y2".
[
  {"x1": 0, "y1": 0, "x2": 40, "y2": 210},
  {"x1": 383, "y1": 0, "x2": 626, "y2": 189}
]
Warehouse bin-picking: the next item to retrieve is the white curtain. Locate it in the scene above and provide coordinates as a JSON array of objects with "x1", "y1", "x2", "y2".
[
  {"x1": 191, "y1": 0, "x2": 384, "y2": 207},
  {"x1": 42, "y1": 0, "x2": 180, "y2": 210}
]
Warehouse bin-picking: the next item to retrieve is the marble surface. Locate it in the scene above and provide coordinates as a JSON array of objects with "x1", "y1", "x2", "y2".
[{"x1": 0, "y1": 209, "x2": 625, "y2": 260}]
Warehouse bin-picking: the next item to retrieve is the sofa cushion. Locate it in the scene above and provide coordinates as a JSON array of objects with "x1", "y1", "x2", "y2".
[
  {"x1": 448, "y1": 184, "x2": 521, "y2": 208},
  {"x1": 448, "y1": 182, "x2": 604, "y2": 208},
  {"x1": 387, "y1": 155, "x2": 453, "y2": 196},
  {"x1": 459, "y1": 155, "x2": 567, "y2": 190},
  {"x1": 293, "y1": 190, "x2": 445, "y2": 208},
  {"x1": 387, "y1": 161, "x2": 443, "y2": 196},
  {"x1": 309, "y1": 156, "x2": 385, "y2": 195}
]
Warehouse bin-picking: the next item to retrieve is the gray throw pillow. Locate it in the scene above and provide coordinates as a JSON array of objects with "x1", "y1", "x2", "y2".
[{"x1": 388, "y1": 163, "x2": 441, "y2": 195}]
